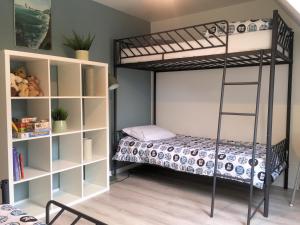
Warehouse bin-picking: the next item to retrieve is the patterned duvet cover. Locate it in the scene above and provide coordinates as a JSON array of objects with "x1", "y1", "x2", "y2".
[
  {"x1": 0, "y1": 204, "x2": 45, "y2": 225},
  {"x1": 113, "y1": 135, "x2": 285, "y2": 189}
]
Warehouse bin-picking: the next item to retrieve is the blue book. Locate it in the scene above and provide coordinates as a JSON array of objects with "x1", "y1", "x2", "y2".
[{"x1": 13, "y1": 148, "x2": 20, "y2": 181}]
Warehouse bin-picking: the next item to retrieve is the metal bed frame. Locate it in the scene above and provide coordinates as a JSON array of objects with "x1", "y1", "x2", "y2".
[
  {"x1": 112, "y1": 9, "x2": 293, "y2": 225},
  {"x1": 0, "y1": 180, "x2": 106, "y2": 225}
]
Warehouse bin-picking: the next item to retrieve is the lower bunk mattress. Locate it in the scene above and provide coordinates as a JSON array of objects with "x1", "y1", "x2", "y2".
[
  {"x1": 0, "y1": 204, "x2": 45, "y2": 224},
  {"x1": 113, "y1": 135, "x2": 286, "y2": 189}
]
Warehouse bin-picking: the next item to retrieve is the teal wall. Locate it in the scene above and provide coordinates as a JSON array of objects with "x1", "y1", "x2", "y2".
[{"x1": 0, "y1": 0, "x2": 152, "y2": 173}]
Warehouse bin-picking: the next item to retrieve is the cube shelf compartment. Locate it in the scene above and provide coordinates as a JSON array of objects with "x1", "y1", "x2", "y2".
[
  {"x1": 0, "y1": 50, "x2": 109, "y2": 218},
  {"x1": 83, "y1": 129, "x2": 107, "y2": 164},
  {"x1": 12, "y1": 98, "x2": 50, "y2": 122},
  {"x1": 14, "y1": 176, "x2": 51, "y2": 217},
  {"x1": 82, "y1": 65, "x2": 107, "y2": 97},
  {"x1": 83, "y1": 161, "x2": 108, "y2": 197},
  {"x1": 13, "y1": 138, "x2": 51, "y2": 184},
  {"x1": 52, "y1": 133, "x2": 82, "y2": 172},
  {"x1": 51, "y1": 98, "x2": 82, "y2": 134},
  {"x1": 10, "y1": 58, "x2": 50, "y2": 97},
  {"x1": 50, "y1": 61, "x2": 81, "y2": 97},
  {"x1": 52, "y1": 167, "x2": 82, "y2": 205},
  {"x1": 83, "y1": 98, "x2": 107, "y2": 130}
]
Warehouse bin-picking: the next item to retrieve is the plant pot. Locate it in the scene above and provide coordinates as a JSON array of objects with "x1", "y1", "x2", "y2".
[
  {"x1": 53, "y1": 120, "x2": 67, "y2": 133},
  {"x1": 75, "y1": 50, "x2": 89, "y2": 60}
]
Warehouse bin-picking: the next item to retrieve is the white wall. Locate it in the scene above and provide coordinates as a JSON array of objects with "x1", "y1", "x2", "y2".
[{"x1": 152, "y1": 0, "x2": 300, "y2": 188}]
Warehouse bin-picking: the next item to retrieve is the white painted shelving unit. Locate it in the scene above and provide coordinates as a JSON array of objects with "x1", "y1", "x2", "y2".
[{"x1": 0, "y1": 50, "x2": 109, "y2": 218}]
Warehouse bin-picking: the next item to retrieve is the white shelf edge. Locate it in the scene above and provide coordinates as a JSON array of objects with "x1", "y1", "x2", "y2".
[
  {"x1": 11, "y1": 96, "x2": 50, "y2": 100},
  {"x1": 5, "y1": 50, "x2": 109, "y2": 67},
  {"x1": 51, "y1": 130, "x2": 82, "y2": 137},
  {"x1": 51, "y1": 96, "x2": 81, "y2": 99},
  {"x1": 83, "y1": 156, "x2": 107, "y2": 166},
  {"x1": 83, "y1": 183, "x2": 108, "y2": 198},
  {"x1": 13, "y1": 168, "x2": 50, "y2": 184},
  {"x1": 52, "y1": 189, "x2": 81, "y2": 204},
  {"x1": 51, "y1": 160, "x2": 82, "y2": 174},
  {"x1": 12, "y1": 135, "x2": 50, "y2": 142},
  {"x1": 83, "y1": 127, "x2": 107, "y2": 132},
  {"x1": 82, "y1": 96, "x2": 106, "y2": 99},
  {"x1": 14, "y1": 199, "x2": 45, "y2": 218}
]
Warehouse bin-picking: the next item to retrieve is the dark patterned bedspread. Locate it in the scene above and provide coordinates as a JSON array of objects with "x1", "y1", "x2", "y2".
[
  {"x1": 113, "y1": 135, "x2": 285, "y2": 189},
  {"x1": 0, "y1": 204, "x2": 45, "y2": 225}
]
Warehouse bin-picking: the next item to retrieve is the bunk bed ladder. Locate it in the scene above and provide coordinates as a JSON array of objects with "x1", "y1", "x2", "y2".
[{"x1": 211, "y1": 50, "x2": 263, "y2": 225}]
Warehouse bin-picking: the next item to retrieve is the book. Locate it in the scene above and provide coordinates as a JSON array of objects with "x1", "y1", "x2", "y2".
[
  {"x1": 14, "y1": 130, "x2": 50, "y2": 139},
  {"x1": 20, "y1": 117, "x2": 37, "y2": 123},
  {"x1": 17, "y1": 152, "x2": 21, "y2": 179},
  {"x1": 19, "y1": 153, "x2": 24, "y2": 179},
  {"x1": 13, "y1": 148, "x2": 20, "y2": 181}
]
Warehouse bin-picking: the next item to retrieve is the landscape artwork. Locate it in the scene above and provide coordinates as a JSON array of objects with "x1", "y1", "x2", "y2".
[{"x1": 15, "y1": 0, "x2": 51, "y2": 49}]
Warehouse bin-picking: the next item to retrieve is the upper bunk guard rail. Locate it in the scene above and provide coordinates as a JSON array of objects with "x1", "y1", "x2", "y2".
[
  {"x1": 275, "y1": 11, "x2": 293, "y2": 59},
  {"x1": 115, "y1": 20, "x2": 229, "y2": 63},
  {"x1": 114, "y1": 10, "x2": 293, "y2": 72}
]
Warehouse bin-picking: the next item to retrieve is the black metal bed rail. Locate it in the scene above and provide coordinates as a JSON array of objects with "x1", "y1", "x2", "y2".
[
  {"x1": 118, "y1": 49, "x2": 289, "y2": 72},
  {"x1": 275, "y1": 11, "x2": 293, "y2": 59},
  {"x1": 115, "y1": 20, "x2": 229, "y2": 63},
  {"x1": 46, "y1": 200, "x2": 107, "y2": 225},
  {"x1": 112, "y1": 130, "x2": 128, "y2": 176},
  {"x1": 270, "y1": 138, "x2": 288, "y2": 172}
]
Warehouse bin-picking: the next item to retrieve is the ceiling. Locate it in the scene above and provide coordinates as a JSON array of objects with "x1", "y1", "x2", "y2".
[
  {"x1": 277, "y1": 0, "x2": 300, "y2": 25},
  {"x1": 93, "y1": 0, "x2": 255, "y2": 22}
]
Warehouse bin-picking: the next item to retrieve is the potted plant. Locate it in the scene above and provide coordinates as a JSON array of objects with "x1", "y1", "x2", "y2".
[
  {"x1": 52, "y1": 108, "x2": 68, "y2": 133},
  {"x1": 63, "y1": 31, "x2": 95, "y2": 60}
]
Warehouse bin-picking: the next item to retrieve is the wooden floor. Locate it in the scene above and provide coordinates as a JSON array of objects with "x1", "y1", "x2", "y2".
[{"x1": 56, "y1": 167, "x2": 300, "y2": 225}]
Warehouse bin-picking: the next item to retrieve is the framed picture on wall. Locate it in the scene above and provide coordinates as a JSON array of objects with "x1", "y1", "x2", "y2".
[{"x1": 14, "y1": 0, "x2": 52, "y2": 50}]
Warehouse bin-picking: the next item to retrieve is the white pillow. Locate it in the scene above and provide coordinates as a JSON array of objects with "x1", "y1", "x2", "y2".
[{"x1": 122, "y1": 125, "x2": 176, "y2": 141}]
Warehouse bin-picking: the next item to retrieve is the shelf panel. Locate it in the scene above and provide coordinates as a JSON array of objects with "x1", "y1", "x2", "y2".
[
  {"x1": 83, "y1": 127, "x2": 106, "y2": 132},
  {"x1": 83, "y1": 181, "x2": 106, "y2": 197},
  {"x1": 11, "y1": 97, "x2": 49, "y2": 100},
  {"x1": 83, "y1": 155, "x2": 106, "y2": 166},
  {"x1": 51, "y1": 129, "x2": 81, "y2": 137},
  {"x1": 14, "y1": 199, "x2": 44, "y2": 217},
  {"x1": 52, "y1": 189, "x2": 81, "y2": 205},
  {"x1": 52, "y1": 160, "x2": 81, "y2": 173},
  {"x1": 82, "y1": 96, "x2": 106, "y2": 99},
  {"x1": 51, "y1": 96, "x2": 81, "y2": 99},
  {"x1": 13, "y1": 135, "x2": 50, "y2": 142},
  {"x1": 14, "y1": 167, "x2": 49, "y2": 184}
]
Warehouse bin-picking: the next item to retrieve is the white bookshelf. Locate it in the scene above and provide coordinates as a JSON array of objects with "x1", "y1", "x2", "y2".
[{"x1": 0, "y1": 50, "x2": 109, "y2": 218}]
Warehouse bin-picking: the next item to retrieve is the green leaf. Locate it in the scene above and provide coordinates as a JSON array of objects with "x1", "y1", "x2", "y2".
[
  {"x1": 63, "y1": 31, "x2": 95, "y2": 50},
  {"x1": 52, "y1": 108, "x2": 69, "y2": 121}
]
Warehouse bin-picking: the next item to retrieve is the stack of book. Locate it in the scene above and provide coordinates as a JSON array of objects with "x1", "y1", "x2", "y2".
[
  {"x1": 12, "y1": 117, "x2": 51, "y2": 139},
  {"x1": 13, "y1": 147, "x2": 25, "y2": 181}
]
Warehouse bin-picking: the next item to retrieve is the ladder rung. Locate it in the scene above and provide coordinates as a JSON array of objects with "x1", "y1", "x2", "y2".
[
  {"x1": 217, "y1": 141, "x2": 252, "y2": 149},
  {"x1": 224, "y1": 81, "x2": 259, "y2": 86},
  {"x1": 221, "y1": 112, "x2": 256, "y2": 116}
]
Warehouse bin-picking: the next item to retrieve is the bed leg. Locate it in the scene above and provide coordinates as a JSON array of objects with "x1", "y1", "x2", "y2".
[
  {"x1": 263, "y1": 186, "x2": 270, "y2": 217},
  {"x1": 113, "y1": 160, "x2": 117, "y2": 177},
  {"x1": 284, "y1": 166, "x2": 289, "y2": 189}
]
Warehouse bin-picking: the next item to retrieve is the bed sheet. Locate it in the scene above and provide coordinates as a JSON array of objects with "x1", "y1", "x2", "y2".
[{"x1": 113, "y1": 135, "x2": 285, "y2": 189}]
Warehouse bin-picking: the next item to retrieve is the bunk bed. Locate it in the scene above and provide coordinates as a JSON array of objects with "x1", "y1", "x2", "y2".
[{"x1": 112, "y1": 10, "x2": 293, "y2": 225}]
